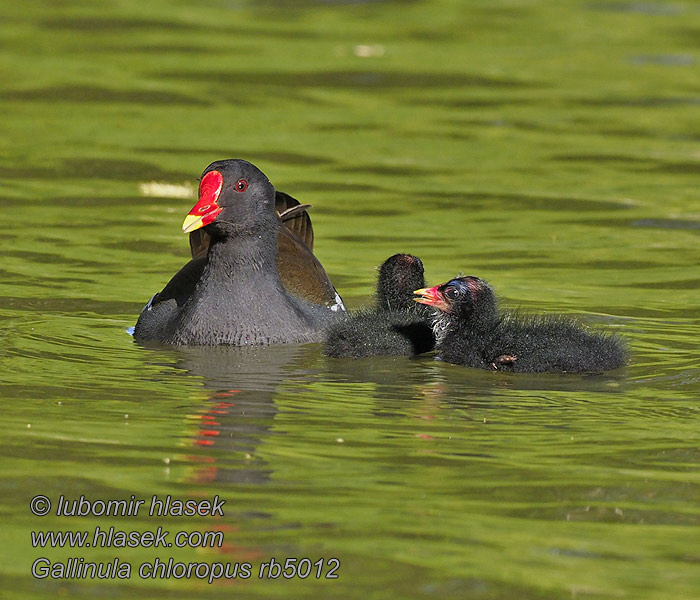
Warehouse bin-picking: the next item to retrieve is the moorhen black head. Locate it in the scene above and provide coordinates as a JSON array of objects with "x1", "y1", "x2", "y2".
[
  {"x1": 324, "y1": 253, "x2": 435, "y2": 358},
  {"x1": 134, "y1": 159, "x2": 344, "y2": 346},
  {"x1": 182, "y1": 159, "x2": 276, "y2": 238},
  {"x1": 414, "y1": 276, "x2": 628, "y2": 373}
]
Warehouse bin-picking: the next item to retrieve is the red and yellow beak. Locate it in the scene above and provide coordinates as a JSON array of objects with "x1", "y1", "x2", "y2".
[
  {"x1": 413, "y1": 285, "x2": 449, "y2": 312},
  {"x1": 182, "y1": 170, "x2": 224, "y2": 233}
]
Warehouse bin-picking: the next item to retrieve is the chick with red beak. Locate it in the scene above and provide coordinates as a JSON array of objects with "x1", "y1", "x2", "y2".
[
  {"x1": 413, "y1": 275, "x2": 628, "y2": 373},
  {"x1": 413, "y1": 284, "x2": 451, "y2": 312}
]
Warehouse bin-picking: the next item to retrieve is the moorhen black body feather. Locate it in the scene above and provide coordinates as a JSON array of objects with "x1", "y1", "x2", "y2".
[
  {"x1": 134, "y1": 159, "x2": 344, "y2": 346},
  {"x1": 187, "y1": 191, "x2": 334, "y2": 304},
  {"x1": 324, "y1": 254, "x2": 435, "y2": 358},
  {"x1": 414, "y1": 276, "x2": 627, "y2": 373}
]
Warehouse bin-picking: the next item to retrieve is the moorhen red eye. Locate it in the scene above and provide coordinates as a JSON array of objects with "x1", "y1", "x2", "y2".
[
  {"x1": 133, "y1": 159, "x2": 345, "y2": 346},
  {"x1": 324, "y1": 253, "x2": 435, "y2": 358},
  {"x1": 414, "y1": 276, "x2": 628, "y2": 373}
]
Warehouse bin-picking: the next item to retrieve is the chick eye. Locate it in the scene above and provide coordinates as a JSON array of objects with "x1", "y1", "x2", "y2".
[
  {"x1": 444, "y1": 286, "x2": 461, "y2": 300},
  {"x1": 235, "y1": 179, "x2": 248, "y2": 192}
]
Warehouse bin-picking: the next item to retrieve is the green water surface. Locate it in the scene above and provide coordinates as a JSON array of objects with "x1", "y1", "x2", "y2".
[{"x1": 1, "y1": 1, "x2": 699, "y2": 598}]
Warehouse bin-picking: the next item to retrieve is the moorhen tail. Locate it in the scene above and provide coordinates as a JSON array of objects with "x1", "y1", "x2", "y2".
[
  {"x1": 134, "y1": 159, "x2": 344, "y2": 346},
  {"x1": 414, "y1": 276, "x2": 627, "y2": 373},
  {"x1": 324, "y1": 253, "x2": 435, "y2": 358}
]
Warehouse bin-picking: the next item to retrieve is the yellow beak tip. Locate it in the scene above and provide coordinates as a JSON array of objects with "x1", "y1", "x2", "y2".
[{"x1": 182, "y1": 214, "x2": 203, "y2": 234}]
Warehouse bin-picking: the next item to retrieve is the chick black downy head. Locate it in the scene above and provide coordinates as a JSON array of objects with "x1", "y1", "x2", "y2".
[
  {"x1": 414, "y1": 276, "x2": 499, "y2": 330},
  {"x1": 376, "y1": 253, "x2": 426, "y2": 311}
]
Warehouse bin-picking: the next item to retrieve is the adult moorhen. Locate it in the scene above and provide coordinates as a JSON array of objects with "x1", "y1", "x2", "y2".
[
  {"x1": 414, "y1": 276, "x2": 627, "y2": 373},
  {"x1": 324, "y1": 253, "x2": 435, "y2": 358},
  {"x1": 134, "y1": 159, "x2": 344, "y2": 345}
]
